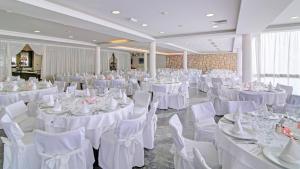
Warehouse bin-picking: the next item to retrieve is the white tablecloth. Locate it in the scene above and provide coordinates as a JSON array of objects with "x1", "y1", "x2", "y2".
[
  {"x1": 38, "y1": 97, "x2": 134, "y2": 148},
  {"x1": 216, "y1": 120, "x2": 288, "y2": 169},
  {"x1": 220, "y1": 87, "x2": 287, "y2": 106},
  {"x1": 0, "y1": 86, "x2": 58, "y2": 106},
  {"x1": 151, "y1": 82, "x2": 182, "y2": 94}
]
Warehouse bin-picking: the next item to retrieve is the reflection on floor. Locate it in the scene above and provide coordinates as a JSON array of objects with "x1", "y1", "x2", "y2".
[{"x1": 0, "y1": 87, "x2": 209, "y2": 169}]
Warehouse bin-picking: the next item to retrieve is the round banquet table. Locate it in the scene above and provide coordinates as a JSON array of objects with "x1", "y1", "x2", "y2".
[
  {"x1": 216, "y1": 117, "x2": 290, "y2": 169},
  {"x1": 151, "y1": 81, "x2": 182, "y2": 94},
  {"x1": 220, "y1": 86, "x2": 287, "y2": 106},
  {"x1": 38, "y1": 96, "x2": 134, "y2": 148},
  {"x1": 0, "y1": 86, "x2": 58, "y2": 107}
]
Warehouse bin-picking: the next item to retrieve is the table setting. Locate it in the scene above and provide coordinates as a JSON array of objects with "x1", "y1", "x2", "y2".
[{"x1": 217, "y1": 109, "x2": 300, "y2": 169}]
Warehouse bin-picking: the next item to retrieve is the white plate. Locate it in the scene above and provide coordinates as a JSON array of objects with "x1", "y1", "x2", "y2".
[
  {"x1": 222, "y1": 126, "x2": 256, "y2": 140},
  {"x1": 263, "y1": 147, "x2": 300, "y2": 169},
  {"x1": 224, "y1": 114, "x2": 249, "y2": 123}
]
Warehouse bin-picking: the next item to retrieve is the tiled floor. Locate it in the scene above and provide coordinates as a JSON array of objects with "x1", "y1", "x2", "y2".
[{"x1": 0, "y1": 87, "x2": 209, "y2": 169}]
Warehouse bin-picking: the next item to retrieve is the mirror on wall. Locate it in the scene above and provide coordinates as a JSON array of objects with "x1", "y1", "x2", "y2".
[{"x1": 11, "y1": 44, "x2": 42, "y2": 80}]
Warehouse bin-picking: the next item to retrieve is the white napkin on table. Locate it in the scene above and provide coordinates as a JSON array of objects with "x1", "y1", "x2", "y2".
[
  {"x1": 107, "y1": 97, "x2": 118, "y2": 110},
  {"x1": 122, "y1": 92, "x2": 127, "y2": 103},
  {"x1": 231, "y1": 109, "x2": 245, "y2": 135},
  {"x1": 31, "y1": 82, "x2": 37, "y2": 90},
  {"x1": 80, "y1": 101, "x2": 89, "y2": 114},
  {"x1": 279, "y1": 139, "x2": 300, "y2": 164},
  {"x1": 52, "y1": 99, "x2": 62, "y2": 112},
  {"x1": 84, "y1": 88, "x2": 91, "y2": 97}
]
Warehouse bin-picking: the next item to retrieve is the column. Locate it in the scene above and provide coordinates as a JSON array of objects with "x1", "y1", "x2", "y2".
[
  {"x1": 149, "y1": 41, "x2": 156, "y2": 78},
  {"x1": 183, "y1": 50, "x2": 188, "y2": 70},
  {"x1": 95, "y1": 46, "x2": 101, "y2": 75},
  {"x1": 242, "y1": 34, "x2": 252, "y2": 83},
  {"x1": 144, "y1": 52, "x2": 148, "y2": 72},
  {"x1": 237, "y1": 48, "x2": 242, "y2": 77}
]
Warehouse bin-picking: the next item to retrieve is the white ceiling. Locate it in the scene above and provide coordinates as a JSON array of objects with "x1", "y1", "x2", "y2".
[
  {"x1": 271, "y1": 0, "x2": 300, "y2": 25},
  {"x1": 48, "y1": 0, "x2": 240, "y2": 37},
  {"x1": 0, "y1": 0, "x2": 298, "y2": 54}
]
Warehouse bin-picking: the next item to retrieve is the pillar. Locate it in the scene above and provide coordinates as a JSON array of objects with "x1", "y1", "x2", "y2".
[
  {"x1": 149, "y1": 41, "x2": 156, "y2": 78},
  {"x1": 242, "y1": 34, "x2": 252, "y2": 83},
  {"x1": 183, "y1": 50, "x2": 188, "y2": 70},
  {"x1": 144, "y1": 52, "x2": 148, "y2": 72},
  {"x1": 95, "y1": 46, "x2": 101, "y2": 75}
]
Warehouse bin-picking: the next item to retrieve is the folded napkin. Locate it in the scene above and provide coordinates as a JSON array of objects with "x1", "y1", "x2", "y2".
[
  {"x1": 7, "y1": 83, "x2": 18, "y2": 92},
  {"x1": 279, "y1": 139, "x2": 300, "y2": 164},
  {"x1": 107, "y1": 97, "x2": 118, "y2": 110},
  {"x1": 231, "y1": 108, "x2": 245, "y2": 135},
  {"x1": 52, "y1": 99, "x2": 62, "y2": 112},
  {"x1": 267, "y1": 82, "x2": 273, "y2": 91},
  {"x1": 84, "y1": 88, "x2": 91, "y2": 97},
  {"x1": 122, "y1": 92, "x2": 127, "y2": 103},
  {"x1": 117, "y1": 89, "x2": 123, "y2": 99},
  {"x1": 31, "y1": 82, "x2": 37, "y2": 90},
  {"x1": 80, "y1": 101, "x2": 90, "y2": 114}
]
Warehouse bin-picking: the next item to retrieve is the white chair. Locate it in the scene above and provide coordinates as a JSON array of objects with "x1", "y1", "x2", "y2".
[
  {"x1": 133, "y1": 91, "x2": 151, "y2": 115},
  {"x1": 152, "y1": 85, "x2": 169, "y2": 109},
  {"x1": 4, "y1": 101, "x2": 36, "y2": 132},
  {"x1": 169, "y1": 84, "x2": 188, "y2": 110},
  {"x1": 98, "y1": 113, "x2": 146, "y2": 169},
  {"x1": 143, "y1": 100, "x2": 159, "y2": 149},
  {"x1": 34, "y1": 127, "x2": 94, "y2": 169},
  {"x1": 54, "y1": 81, "x2": 66, "y2": 93},
  {"x1": 1, "y1": 114, "x2": 40, "y2": 169},
  {"x1": 127, "y1": 78, "x2": 140, "y2": 96},
  {"x1": 288, "y1": 95, "x2": 300, "y2": 105},
  {"x1": 70, "y1": 76, "x2": 82, "y2": 90},
  {"x1": 276, "y1": 83, "x2": 293, "y2": 101},
  {"x1": 111, "y1": 79, "x2": 126, "y2": 89},
  {"x1": 66, "y1": 85, "x2": 76, "y2": 95},
  {"x1": 94, "y1": 79, "x2": 109, "y2": 94},
  {"x1": 169, "y1": 115, "x2": 220, "y2": 169},
  {"x1": 191, "y1": 102, "x2": 217, "y2": 142},
  {"x1": 239, "y1": 92, "x2": 266, "y2": 110},
  {"x1": 193, "y1": 148, "x2": 212, "y2": 169}
]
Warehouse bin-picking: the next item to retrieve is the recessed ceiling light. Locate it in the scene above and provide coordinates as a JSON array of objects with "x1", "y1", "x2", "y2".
[
  {"x1": 290, "y1": 16, "x2": 299, "y2": 19},
  {"x1": 34, "y1": 30, "x2": 40, "y2": 33},
  {"x1": 160, "y1": 11, "x2": 169, "y2": 15},
  {"x1": 206, "y1": 13, "x2": 214, "y2": 17},
  {"x1": 142, "y1": 24, "x2": 148, "y2": 27},
  {"x1": 112, "y1": 10, "x2": 120, "y2": 15},
  {"x1": 92, "y1": 40, "x2": 97, "y2": 42},
  {"x1": 159, "y1": 31, "x2": 165, "y2": 34},
  {"x1": 178, "y1": 25, "x2": 183, "y2": 27},
  {"x1": 212, "y1": 25, "x2": 219, "y2": 28},
  {"x1": 129, "y1": 17, "x2": 138, "y2": 22},
  {"x1": 68, "y1": 35, "x2": 73, "y2": 38}
]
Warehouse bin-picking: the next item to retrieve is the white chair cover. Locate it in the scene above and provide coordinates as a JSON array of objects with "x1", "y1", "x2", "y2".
[
  {"x1": 34, "y1": 127, "x2": 94, "y2": 169},
  {"x1": 4, "y1": 101, "x2": 36, "y2": 132},
  {"x1": 169, "y1": 114, "x2": 220, "y2": 169},
  {"x1": 98, "y1": 113, "x2": 146, "y2": 169},
  {"x1": 152, "y1": 85, "x2": 169, "y2": 109},
  {"x1": 288, "y1": 95, "x2": 300, "y2": 105},
  {"x1": 276, "y1": 83, "x2": 293, "y2": 101},
  {"x1": 225, "y1": 101, "x2": 257, "y2": 114},
  {"x1": 143, "y1": 100, "x2": 159, "y2": 149},
  {"x1": 27, "y1": 101, "x2": 41, "y2": 117},
  {"x1": 133, "y1": 91, "x2": 151, "y2": 115},
  {"x1": 1, "y1": 114, "x2": 40, "y2": 169},
  {"x1": 169, "y1": 84, "x2": 188, "y2": 110},
  {"x1": 0, "y1": 93, "x2": 19, "y2": 108},
  {"x1": 191, "y1": 102, "x2": 217, "y2": 142},
  {"x1": 193, "y1": 148, "x2": 212, "y2": 169}
]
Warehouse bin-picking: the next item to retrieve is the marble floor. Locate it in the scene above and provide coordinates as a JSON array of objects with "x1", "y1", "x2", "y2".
[{"x1": 0, "y1": 87, "x2": 210, "y2": 169}]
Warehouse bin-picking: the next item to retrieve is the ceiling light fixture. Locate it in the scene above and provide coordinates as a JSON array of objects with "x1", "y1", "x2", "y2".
[
  {"x1": 160, "y1": 11, "x2": 169, "y2": 15},
  {"x1": 206, "y1": 13, "x2": 214, "y2": 17},
  {"x1": 112, "y1": 10, "x2": 120, "y2": 15},
  {"x1": 159, "y1": 31, "x2": 165, "y2": 34},
  {"x1": 142, "y1": 24, "x2": 148, "y2": 27},
  {"x1": 290, "y1": 16, "x2": 299, "y2": 19},
  {"x1": 178, "y1": 25, "x2": 183, "y2": 27},
  {"x1": 68, "y1": 35, "x2": 73, "y2": 38},
  {"x1": 212, "y1": 25, "x2": 219, "y2": 28},
  {"x1": 129, "y1": 17, "x2": 138, "y2": 22},
  {"x1": 5, "y1": 10, "x2": 12, "y2": 13},
  {"x1": 92, "y1": 40, "x2": 97, "y2": 42},
  {"x1": 34, "y1": 30, "x2": 40, "y2": 33},
  {"x1": 110, "y1": 39, "x2": 129, "y2": 44}
]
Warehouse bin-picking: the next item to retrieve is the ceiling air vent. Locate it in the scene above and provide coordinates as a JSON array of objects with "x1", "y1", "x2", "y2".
[{"x1": 211, "y1": 19, "x2": 227, "y2": 25}]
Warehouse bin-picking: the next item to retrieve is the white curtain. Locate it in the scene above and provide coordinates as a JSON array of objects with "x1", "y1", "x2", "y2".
[
  {"x1": 45, "y1": 45, "x2": 96, "y2": 77},
  {"x1": 253, "y1": 31, "x2": 300, "y2": 94}
]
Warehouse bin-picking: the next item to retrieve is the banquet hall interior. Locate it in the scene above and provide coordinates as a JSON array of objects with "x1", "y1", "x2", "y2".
[{"x1": 0, "y1": 0, "x2": 300, "y2": 169}]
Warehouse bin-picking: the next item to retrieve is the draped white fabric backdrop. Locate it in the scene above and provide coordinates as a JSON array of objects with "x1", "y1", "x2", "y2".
[
  {"x1": 0, "y1": 39, "x2": 132, "y2": 80},
  {"x1": 252, "y1": 31, "x2": 300, "y2": 94}
]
